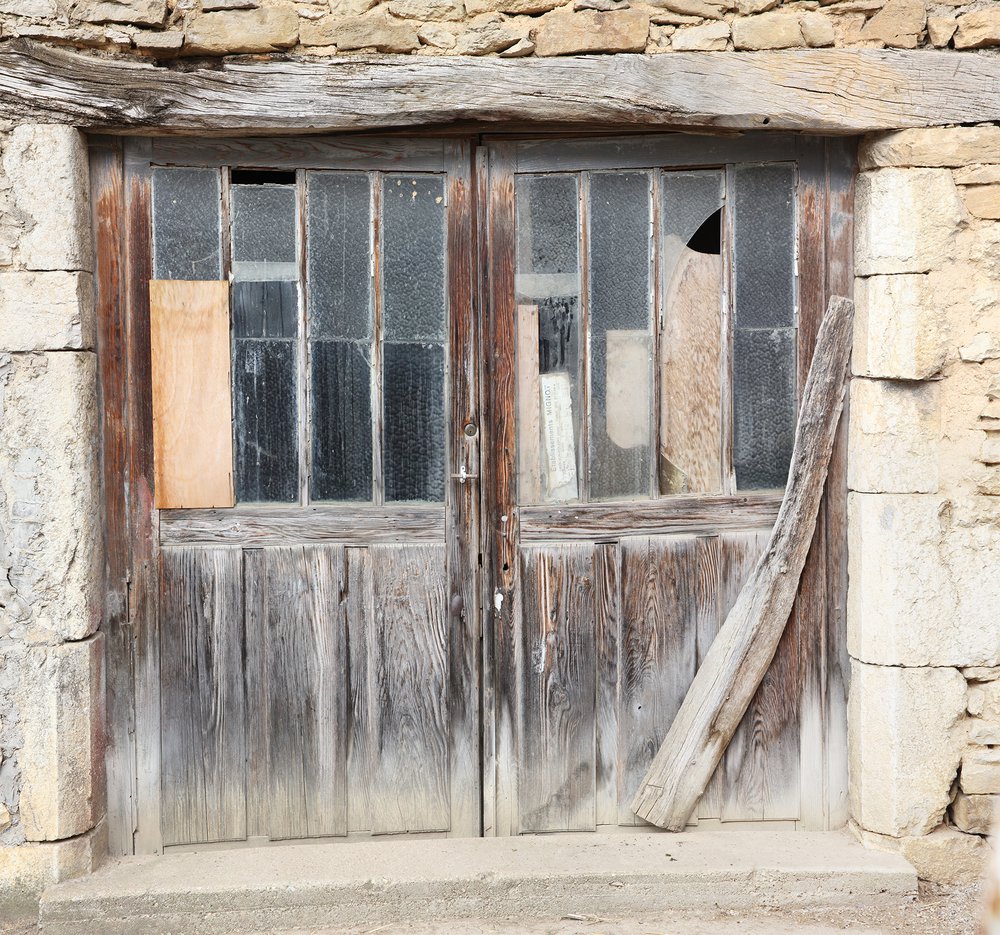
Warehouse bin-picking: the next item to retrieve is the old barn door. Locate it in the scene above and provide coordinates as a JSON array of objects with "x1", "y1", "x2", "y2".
[
  {"x1": 122, "y1": 137, "x2": 480, "y2": 852},
  {"x1": 482, "y1": 135, "x2": 853, "y2": 835}
]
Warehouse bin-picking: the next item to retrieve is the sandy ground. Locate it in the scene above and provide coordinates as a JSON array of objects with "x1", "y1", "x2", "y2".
[{"x1": 2, "y1": 883, "x2": 984, "y2": 935}]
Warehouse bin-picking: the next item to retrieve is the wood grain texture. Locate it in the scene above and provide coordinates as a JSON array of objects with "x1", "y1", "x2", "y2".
[
  {"x1": 91, "y1": 137, "x2": 136, "y2": 857},
  {"x1": 345, "y1": 547, "x2": 375, "y2": 833},
  {"x1": 517, "y1": 544, "x2": 597, "y2": 833},
  {"x1": 6, "y1": 43, "x2": 1000, "y2": 133},
  {"x1": 520, "y1": 493, "x2": 780, "y2": 540},
  {"x1": 369, "y1": 544, "x2": 452, "y2": 834},
  {"x1": 517, "y1": 304, "x2": 541, "y2": 504},
  {"x1": 244, "y1": 546, "x2": 348, "y2": 841},
  {"x1": 595, "y1": 543, "x2": 620, "y2": 827},
  {"x1": 149, "y1": 279, "x2": 234, "y2": 509},
  {"x1": 159, "y1": 504, "x2": 444, "y2": 546},
  {"x1": 631, "y1": 296, "x2": 854, "y2": 830},
  {"x1": 159, "y1": 547, "x2": 246, "y2": 847},
  {"x1": 617, "y1": 536, "x2": 700, "y2": 826}
]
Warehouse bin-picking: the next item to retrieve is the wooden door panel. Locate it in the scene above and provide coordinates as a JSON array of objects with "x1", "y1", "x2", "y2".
[
  {"x1": 159, "y1": 547, "x2": 246, "y2": 846},
  {"x1": 244, "y1": 546, "x2": 348, "y2": 841},
  {"x1": 517, "y1": 544, "x2": 598, "y2": 833}
]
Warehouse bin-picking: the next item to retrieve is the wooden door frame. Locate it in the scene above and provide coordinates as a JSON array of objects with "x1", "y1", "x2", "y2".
[
  {"x1": 92, "y1": 133, "x2": 482, "y2": 856},
  {"x1": 478, "y1": 132, "x2": 855, "y2": 835}
]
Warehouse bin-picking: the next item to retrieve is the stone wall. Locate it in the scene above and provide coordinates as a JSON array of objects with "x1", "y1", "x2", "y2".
[
  {"x1": 0, "y1": 124, "x2": 105, "y2": 916},
  {"x1": 848, "y1": 123, "x2": 1000, "y2": 884},
  {"x1": 0, "y1": 0, "x2": 997, "y2": 59}
]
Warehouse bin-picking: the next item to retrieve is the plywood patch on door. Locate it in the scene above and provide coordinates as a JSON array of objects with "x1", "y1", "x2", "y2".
[{"x1": 159, "y1": 547, "x2": 246, "y2": 846}]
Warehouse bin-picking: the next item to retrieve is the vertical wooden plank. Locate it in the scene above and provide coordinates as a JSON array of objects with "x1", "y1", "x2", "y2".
[
  {"x1": 516, "y1": 303, "x2": 541, "y2": 504},
  {"x1": 795, "y1": 140, "x2": 829, "y2": 831},
  {"x1": 594, "y1": 542, "x2": 619, "y2": 827},
  {"x1": 824, "y1": 137, "x2": 856, "y2": 829},
  {"x1": 345, "y1": 546, "x2": 374, "y2": 834},
  {"x1": 125, "y1": 138, "x2": 163, "y2": 855},
  {"x1": 159, "y1": 547, "x2": 246, "y2": 846},
  {"x1": 483, "y1": 143, "x2": 519, "y2": 837},
  {"x1": 445, "y1": 140, "x2": 482, "y2": 838},
  {"x1": 617, "y1": 535, "x2": 699, "y2": 826},
  {"x1": 518, "y1": 544, "x2": 597, "y2": 833},
  {"x1": 369, "y1": 543, "x2": 451, "y2": 834},
  {"x1": 150, "y1": 280, "x2": 235, "y2": 509},
  {"x1": 245, "y1": 546, "x2": 348, "y2": 841},
  {"x1": 90, "y1": 138, "x2": 135, "y2": 857}
]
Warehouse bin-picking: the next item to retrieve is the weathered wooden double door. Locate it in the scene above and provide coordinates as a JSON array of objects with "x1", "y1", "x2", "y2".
[{"x1": 97, "y1": 132, "x2": 852, "y2": 854}]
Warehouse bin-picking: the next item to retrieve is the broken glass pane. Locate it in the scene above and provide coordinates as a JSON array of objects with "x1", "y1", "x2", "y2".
[
  {"x1": 152, "y1": 167, "x2": 222, "y2": 281},
  {"x1": 383, "y1": 342, "x2": 446, "y2": 503},
  {"x1": 381, "y1": 175, "x2": 446, "y2": 343},
  {"x1": 231, "y1": 183, "x2": 298, "y2": 281},
  {"x1": 659, "y1": 170, "x2": 725, "y2": 495},
  {"x1": 233, "y1": 339, "x2": 298, "y2": 503},
  {"x1": 588, "y1": 172, "x2": 652, "y2": 501},
  {"x1": 308, "y1": 172, "x2": 372, "y2": 342},
  {"x1": 311, "y1": 340, "x2": 373, "y2": 502},
  {"x1": 733, "y1": 164, "x2": 796, "y2": 329},
  {"x1": 733, "y1": 327, "x2": 796, "y2": 490}
]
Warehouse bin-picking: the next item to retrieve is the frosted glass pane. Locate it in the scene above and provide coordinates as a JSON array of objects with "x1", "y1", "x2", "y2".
[
  {"x1": 733, "y1": 164, "x2": 796, "y2": 329},
  {"x1": 516, "y1": 174, "x2": 580, "y2": 301},
  {"x1": 232, "y1": 184, "x2": 297, "y2": 281},
  {"x1": 733, "y1": 328, "x2": 796, "y2": 490},
  {"x1": 381, "y1": 175, "x2": 446, "y2": 343},
  {"x1": 308, "y1": 172, "x2": 372, "y2": 341},
  {"x1": 383, "y1": 342, "x2": 446, "y2": 503},
  {"x1": 311, "y1": 340, "x2": 372, "y2": 502},
  {"x1": 233, "y1": 339, "x2": 298, "y2": 503},
  {"x1": 589, "y1": 172, "x2": 652, "y2": 501},
  {"x1": 152, "y1": 167, "x2": 222, "y2": 281}
]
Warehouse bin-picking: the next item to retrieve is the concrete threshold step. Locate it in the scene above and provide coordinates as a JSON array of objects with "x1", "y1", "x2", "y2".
[{"x1": 39, "y1": 827, "x2": 917, "y2": 935}]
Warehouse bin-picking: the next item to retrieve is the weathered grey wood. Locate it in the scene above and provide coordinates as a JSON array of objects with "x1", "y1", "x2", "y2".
[
  {"x1": 244, "y1": 546, "x2": 348, "y2": 841},
  {"x1": 159, "y1": 504, "x2": 444, "y2": 546},
  {"x1": 159, "y1": 547, "x2": 246, "y2": 847},
  {"x1": 369, "y1": 544, "x2": 452, "y2": 834},
  {"x1": 617, "y1": 536, "x2": 700, "y2": 826},
  {"x1": 5, "y1": 42, "x2": 1000, "y2": 134},
  {"x1": 344, "y1": 548, "x2": 374, "y2": 834},
  {"x1": 631, "y1": 296, "x2": 854, "y2": 830},
  {"x1": 517, "y1": 544, "x2": 597, "y2": 834},
  {"x1": 595, "y1": 543, "x2": 620, "y2": 827},
  {"x1": 519, "y1": 494, "x2": 781, "y2": 541}
]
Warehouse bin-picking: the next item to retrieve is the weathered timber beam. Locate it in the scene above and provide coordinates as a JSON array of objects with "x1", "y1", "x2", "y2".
[
  {"x1": 631, "y1": 295, "x2": 854, "y2": 831},
  {"x1": 1, "y1": 40, "x2": 1000, "y2": 134}
]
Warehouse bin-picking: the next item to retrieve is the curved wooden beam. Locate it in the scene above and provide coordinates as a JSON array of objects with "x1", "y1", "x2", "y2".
[{"x1": 0, "y1": 40, "x2": 999, "y2": 134}]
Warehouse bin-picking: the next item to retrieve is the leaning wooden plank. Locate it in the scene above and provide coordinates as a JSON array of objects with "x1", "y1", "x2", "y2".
[
  {"x1": 150, "y1": 279, "x2": 234, "y2": 509},
  {"x1": 3, "y1": 42, "x2": 1000, "y2": 134},
  {"x1": 630, "y1": 295, "x2": 854, "y2": 831}
]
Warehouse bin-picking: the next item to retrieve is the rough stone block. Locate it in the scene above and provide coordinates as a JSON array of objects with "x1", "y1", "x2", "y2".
[
  {"x1": 860, "y1": 126, "x2": 1000, "y2": 169},
  {"x1": 954, "y1": 165, "x2": 1000, "y2": 186},
  {"x1": 800, "y1": 11, "x2": 834, "y2": 45},
  {"x1": 961, "y1": 747, "x2": 1000, "y2": 795},
  {"x1": 70, "y1": 0, "x2": 166, "y2": 25},
  {"x1": 16, "y1": 638, "x2": 102, "y2": 843},
  {"x1": 185, "y1": 6, "x2": 299, "y2": 53},
  {"x1": 0, "y1": 822, "x2": 105, "y2": 916},
  {"x1": 853, "y1": 274, "x2": 945, "y2": 380},
  {"x1": 962, "y1": 185, "x2": 1000, "y2": 221},
  {"x1": 926, "y1": 15, "x2": 957, "y2": 46},
  {"x1": 669, "y1": 20, "x2": 729, "y2": 48},
  {"x1": 858, "y1": 0, "x2": 925, "y2": 47},
  {"x1": 0, "y1": 352, "x2": 101, "y2": 642},
  {"x1": 848, "y1": 493, "x2": 1000, "y2": 666},
  {"x1": 855, "y1": 169, "x2": 961, "y2": 275},
  {"x1": 534, "y1": 7, "x2": 650, "y2": 54},
  {"x1": 653, "y1": 0, "x2": 726, "y2": 18},
  {"x1": 848, "y1": 377, "x2": 939, "y2": 493},
  {"x1": 0, "y1": 272, "x2": 95, "y2": 352},
  {"x1": 731, "y1": 11, "x2": 803, "y2": 48},
  {"x1": 2, "y1": 126, "x2": 92, "y2": 273},
  {"x1": 951, "y1": 791, "x2": 998, "y2": 834},
  {"x1": 464, "y1": 0, "x2": 561, "y2": 12},
  {"x1": 849, "y1": 660, "x2": 967, "y2": 837},
  {"x1": 388, "y1": 0, "x2": 464, "y2": 19},
  {"x1": 302, "y1": 8, "x2": 419, "y2": 50},
  {"x1": 955, "y1": 8, "x2": 1000, "y2": 48},
  {"x1": 898, "y1": 826, "x2": 990, "y2": 884}
]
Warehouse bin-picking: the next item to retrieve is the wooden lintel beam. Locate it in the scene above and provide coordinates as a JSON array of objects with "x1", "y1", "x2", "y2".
[{"x1": 1, "y1": 40, "x2": 1000, "y2": 135}]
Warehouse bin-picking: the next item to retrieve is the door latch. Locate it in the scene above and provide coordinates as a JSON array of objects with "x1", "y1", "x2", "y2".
[{"x1": 450, "y1": 463, "x2": 479, "y2": 484}]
